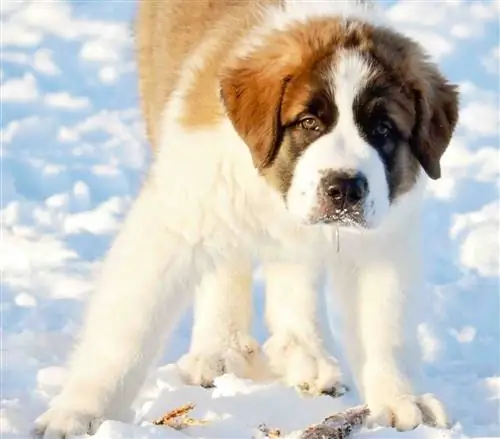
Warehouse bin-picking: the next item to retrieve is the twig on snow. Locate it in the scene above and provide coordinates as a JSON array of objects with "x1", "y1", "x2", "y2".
[
  {"x1": 299, "y1": 405, "x2": 370, "y2": 439},
  {"x1": 152, "y1": 402, "x2": 210, "y2": 430},
  {"x1": 256, "y1": 405, "x2": 370, "y2": 439}
]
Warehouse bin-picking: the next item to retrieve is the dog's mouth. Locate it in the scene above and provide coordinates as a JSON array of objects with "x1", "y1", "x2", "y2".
[
  {"x1": 303, "y1": 188, "x2": 369, "y2": 228},
  {"x1": 307, "y1": 206, "x2": 367, "y2": 228}
]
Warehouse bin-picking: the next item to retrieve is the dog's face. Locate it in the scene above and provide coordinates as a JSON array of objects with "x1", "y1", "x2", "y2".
[{"x1": 221, "y1": 17, "x2": 459, "y2": 229}]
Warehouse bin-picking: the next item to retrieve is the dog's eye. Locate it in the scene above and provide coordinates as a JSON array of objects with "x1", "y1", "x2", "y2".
[
  {"x1": 299, "y1": 117, "x2": 320, "y2": 131},
  {"x1": 372, "y1": 120, "x2": 393, "y2": 138},
  {"x1": 370, "y1": 119, "x2": 398, "y2": 155}
]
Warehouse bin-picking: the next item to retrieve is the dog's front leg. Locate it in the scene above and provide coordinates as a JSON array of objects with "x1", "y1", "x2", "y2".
[
  {"x1": 263, "y1": 262, "x2": 345, "y2": 396},
  {"x1": 177, "y1": 257, "x2": 266, "y2": 387},
  {"x1": 34, "y1": 181, "x2": 213, "y2": 439},
  {"x1": 356, "y1": 239, "x2": 449, "y2": 431}
]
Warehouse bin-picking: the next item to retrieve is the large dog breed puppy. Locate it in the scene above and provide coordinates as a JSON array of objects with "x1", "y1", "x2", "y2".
[{"x1": 35, "y1": 0, "x2": 459, "y2": 437}]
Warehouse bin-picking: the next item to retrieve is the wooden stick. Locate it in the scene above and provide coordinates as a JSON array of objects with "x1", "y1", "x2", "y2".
[
  {"x1": 299, "y1": 405, "x2": 371, "y2": 439},
  {"x1": 256, "y1": 405, "x2": 370, "y2": 439}
]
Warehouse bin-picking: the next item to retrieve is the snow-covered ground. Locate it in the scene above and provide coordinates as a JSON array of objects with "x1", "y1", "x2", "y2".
[{"x1": 2, "y1": 0, "x2": 499, "y2": 438}]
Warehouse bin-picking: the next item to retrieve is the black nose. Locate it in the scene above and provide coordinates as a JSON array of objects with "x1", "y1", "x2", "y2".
[{"x1": 321, "y1": 171, "x2": 368, "y2": 207}]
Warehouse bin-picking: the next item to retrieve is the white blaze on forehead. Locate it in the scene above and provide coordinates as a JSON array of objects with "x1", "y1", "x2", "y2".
[
  {"x1": 328, "y1": 51, "x2": 375, "y2": 166},
  {"x1": 333, "y1": 51, "x2": 373, "y2": 118},
  {"x1": 286, "y1": 50, "x2": 390, "y2": 228}
]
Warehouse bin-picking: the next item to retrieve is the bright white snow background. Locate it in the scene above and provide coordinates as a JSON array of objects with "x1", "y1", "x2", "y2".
[{"x1": 1, "y1": 0, "x2": 499, "y2": 438}]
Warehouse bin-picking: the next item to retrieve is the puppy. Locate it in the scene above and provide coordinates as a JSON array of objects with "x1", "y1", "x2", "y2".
[{"x1": 34, "y1": 0, "x2": 459, "y2": 437}]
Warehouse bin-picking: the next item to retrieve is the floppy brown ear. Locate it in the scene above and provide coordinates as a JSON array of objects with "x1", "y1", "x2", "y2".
[
  {"x1": 220, "y1": 64, "x2": 290, "y2": 169},
  {"x1": 411, "y1": 71, "x2": 459, "y2": 180}
]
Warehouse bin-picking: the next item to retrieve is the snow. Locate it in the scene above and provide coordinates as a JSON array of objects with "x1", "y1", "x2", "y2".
[{"x1": 2, "y1": 1, "x2": 499, "y2": 438}]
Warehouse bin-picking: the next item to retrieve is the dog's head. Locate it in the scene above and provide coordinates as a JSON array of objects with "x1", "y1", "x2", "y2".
[{"x1": 220, "y1": 11, "x2": 459, "y2": 229}]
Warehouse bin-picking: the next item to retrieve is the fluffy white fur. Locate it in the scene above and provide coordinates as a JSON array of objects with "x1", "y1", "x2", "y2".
[
  {"x1": 262, "y1": 261, "x2": 343, "y2": 394},
  {"x1": 177, "y1": 258, "x2": 265, "y2": 386},
  {"x1": 34, "y1": 2, "x2": 450, "y2": 438}
]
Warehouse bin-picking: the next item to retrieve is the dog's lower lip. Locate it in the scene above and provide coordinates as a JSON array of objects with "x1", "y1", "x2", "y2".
[
  {"x1": 321, "y1": 211, "x2": 363, "y2": 223},
  {"x1": 308, "y1": 215, "x2": 366, "y2": 228}
]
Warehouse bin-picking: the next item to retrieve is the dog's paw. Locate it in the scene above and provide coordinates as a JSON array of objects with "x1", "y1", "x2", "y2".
[
  {"x1": 264, "y1": 333, "x2": 346, "y2": 397},
  {"x1": 33, "y1": 407, "x2": 103, "y2": 439},
  {"x1": 367, "y1": 393, "x2": 450, "y2": 431},
  {"x1": 177, "y1": 334, "x2": 265, "y2": 388}
]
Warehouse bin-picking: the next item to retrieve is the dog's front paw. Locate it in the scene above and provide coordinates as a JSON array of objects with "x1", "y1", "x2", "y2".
[
  {"x1": 177, "y1": 334, "x2": 265, "y2": 388},
  {"x1": 367, "y1": 392, "x2": 450, "y2": 431},
  {"x1": 264, "y1": 333, "x2": 346, "y2": 397},
  {"x1": 33, "y1": 407, "x2": 103, "y2": 439}
]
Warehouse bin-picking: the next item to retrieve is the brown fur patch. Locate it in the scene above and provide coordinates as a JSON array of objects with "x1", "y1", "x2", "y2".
[
  {"x1": 352, "y1": 63, "x2": 421, "y2": 199},
  {"x1": 180, "y1": 0, "x2": 283, "y2": 129},
  {"x1": 136, "y1": 0, "x2": 280, "y2": 150},
  {"x1": 363, "y1": 25, "x2": 459, "y2": 179},
  {"x1": 260, "y1": 67, "x2": 337, "y2": 195},
  {"x1": 349, "y1": 23, "x2": 459, "y2": 196}
]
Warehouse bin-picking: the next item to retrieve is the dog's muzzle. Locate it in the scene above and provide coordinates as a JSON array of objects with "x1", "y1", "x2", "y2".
[{"x1": 310, "y1": 170, "x2": 369, "y2": 227}]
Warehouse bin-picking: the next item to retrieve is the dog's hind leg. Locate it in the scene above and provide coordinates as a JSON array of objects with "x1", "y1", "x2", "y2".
[{"x1": 34, "y1": 180, "x2": 224, "y2": 439}]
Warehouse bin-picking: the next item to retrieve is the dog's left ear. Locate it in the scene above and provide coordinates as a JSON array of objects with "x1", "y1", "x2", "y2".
[
  {"x1": 220, "y1": 62, "x2": 290, "y2": 170},
  {"x1": 410, "y1": 70, "x2": 459, "y2": 180}
]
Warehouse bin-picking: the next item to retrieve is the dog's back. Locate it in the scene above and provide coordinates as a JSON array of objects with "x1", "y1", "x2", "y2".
[{"x1": 136, "y1": 0, "x2": 281, "y2": 150}]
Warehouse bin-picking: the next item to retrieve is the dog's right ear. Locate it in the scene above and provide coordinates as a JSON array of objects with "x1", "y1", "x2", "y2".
[
  {"x1": 220, "y1": 62, "x2": 290, "y2": 170},
  {"x1": 410, "y1": 72, "x2": 459, "y2": 180}
]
